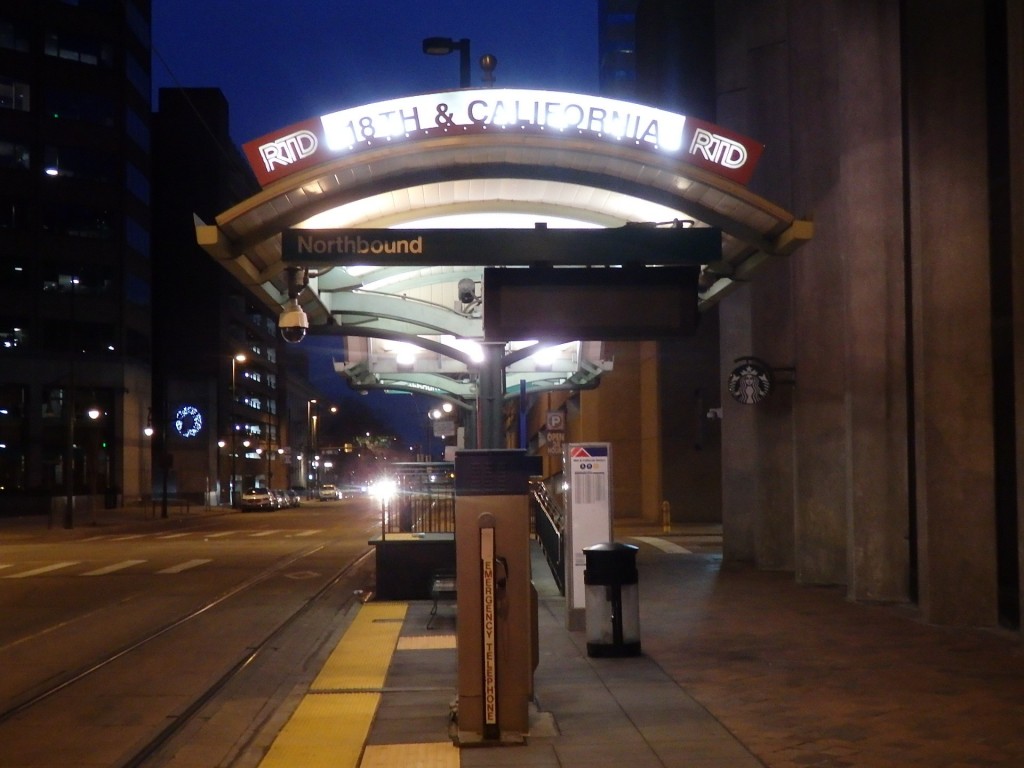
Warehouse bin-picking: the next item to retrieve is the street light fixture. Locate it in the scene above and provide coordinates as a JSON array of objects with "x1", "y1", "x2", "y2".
[
  {"x1": 307, "y1": 399, "x2": 320, "y2": 496},
  {"x1": 230, "y1": 353, "x2": 246, "y2": 507},
  {"x1": 422, "y1": 36, "x2": 471, "y2": 88}
]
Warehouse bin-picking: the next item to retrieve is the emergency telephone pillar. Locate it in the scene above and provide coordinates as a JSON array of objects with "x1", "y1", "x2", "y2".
[{"x1": 454, "y1": 449, "x2": 540, "y2": 745}]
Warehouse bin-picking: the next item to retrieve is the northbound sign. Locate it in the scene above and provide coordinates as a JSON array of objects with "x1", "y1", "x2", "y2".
[{"x1": 281, "y1": 225, "x2": 720, "y2": 268}]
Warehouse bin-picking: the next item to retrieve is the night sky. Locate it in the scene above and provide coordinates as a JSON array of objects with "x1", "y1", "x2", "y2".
[
  {"x1": 151, "y1": 2, "x2": 599, "y2": 445},
  {"x1": 151, "y1": 0, "x2": 600, "y2": 145}
]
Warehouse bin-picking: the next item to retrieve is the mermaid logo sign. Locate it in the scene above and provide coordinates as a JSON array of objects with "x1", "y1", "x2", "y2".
[{"x1": 243, "y1": 88, "x2": 764, "y2": 187}]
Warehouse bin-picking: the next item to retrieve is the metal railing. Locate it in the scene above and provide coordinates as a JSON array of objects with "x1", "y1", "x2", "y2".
[
  {"x1": 530, "y1": 478, "x2": 565, "y2": 594},
  {"x1": 378, "y1": 462, "x2": 455, "y2": 535}
]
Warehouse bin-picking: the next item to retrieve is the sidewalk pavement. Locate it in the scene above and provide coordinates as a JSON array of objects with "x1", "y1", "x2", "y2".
[
  {"x1": 6, "y1": 505, "x2": 1024, "y2": 766},
  {"x1": 0, "y1": 501, "x2": 231, "y2": 537},
  {"x1": 363, "y1": 525, "x2": 1024, "y2": 767}
]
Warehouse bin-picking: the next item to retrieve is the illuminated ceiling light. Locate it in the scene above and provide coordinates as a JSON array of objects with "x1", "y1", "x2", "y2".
[
  {"x1": 394, "y1": 343, "x2": 418, "y2": 367},
  {"x1": 532, "y1": 346, "x2": 557, "y2": 367},
  {"x1": 443, "y1": 337, "x2": 484, "y2": 363}
]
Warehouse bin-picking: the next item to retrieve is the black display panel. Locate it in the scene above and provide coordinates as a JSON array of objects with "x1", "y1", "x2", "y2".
[{"x1": 482, "y1": 266, "x2": 700, "y2": 341}]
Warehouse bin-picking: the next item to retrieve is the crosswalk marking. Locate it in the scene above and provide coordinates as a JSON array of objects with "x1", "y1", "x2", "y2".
[
  {"x1": 157, "y1": 558, "x2": 212, "y2": 574},
  {"x1": 4, "y1": 561, "x2": 80, "y2": 578},
  {"x1": 75, "y1": 529, "x2": 324, "y2": 543},
  {"x1": 630, "y1": 536, "x2": 692, "y2": 555},
  {"x1": 82, "y1": 559, "x2": 146, "y2": 576}
]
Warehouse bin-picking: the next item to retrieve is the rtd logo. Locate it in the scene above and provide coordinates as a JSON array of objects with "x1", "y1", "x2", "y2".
[
  {"x1": 689, "y1": 128, "x2": 748, "y2": 170},
  {"x1": 258, "y1": 130, "x2": 319, "y2": 172}
]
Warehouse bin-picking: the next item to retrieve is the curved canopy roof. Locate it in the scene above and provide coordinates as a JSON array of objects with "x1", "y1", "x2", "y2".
[{"x1": 196, "y1": 89, "x2": 811, "y2": 405}]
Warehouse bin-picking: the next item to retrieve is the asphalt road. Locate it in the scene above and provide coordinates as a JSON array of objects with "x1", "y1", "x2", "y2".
[{"x1": 0, "y1": 498, "x2": 381, "y2": 768}]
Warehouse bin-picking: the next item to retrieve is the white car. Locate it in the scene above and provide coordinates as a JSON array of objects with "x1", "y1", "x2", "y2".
[
  {"x1": 318, "y1": 484, "x2": 339, "y2": 501},
  {"x1": 240, "y1": 487, "x2": 275, "y2": 511}
]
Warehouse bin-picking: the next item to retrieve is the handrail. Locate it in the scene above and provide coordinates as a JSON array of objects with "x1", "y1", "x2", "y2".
[{"x1": 530, "y1": 479, "x2": 565, "y2": 594}]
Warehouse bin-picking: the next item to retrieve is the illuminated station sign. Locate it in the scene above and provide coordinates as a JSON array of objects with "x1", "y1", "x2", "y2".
[
  {"x1": 281, "y1": 226, "x2": 720, "y2": 267},
  {"x1": 243, "y1": 88, "x2": 764, "y2": 187}
]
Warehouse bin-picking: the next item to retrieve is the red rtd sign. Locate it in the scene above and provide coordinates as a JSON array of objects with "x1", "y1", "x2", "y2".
[{"x1": 243, "y1": 88, "x2": 763, "y2": 188}]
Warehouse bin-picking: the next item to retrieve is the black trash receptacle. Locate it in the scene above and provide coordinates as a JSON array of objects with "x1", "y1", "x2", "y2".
[{"x1": 583, "y1": 542, "x2": 641, "y2": 657}]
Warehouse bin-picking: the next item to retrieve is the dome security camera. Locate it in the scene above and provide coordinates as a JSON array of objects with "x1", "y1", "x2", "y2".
[
  {"x1": 458, "y1": 278, "x2": 476, "y2": 305},
  {"x1": 279, "y1": 298, "x2": 308, "y2": 343}
]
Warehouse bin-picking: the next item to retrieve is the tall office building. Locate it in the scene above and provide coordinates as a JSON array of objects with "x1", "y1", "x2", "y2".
[
  {"x1": 598, "y1": 0, "x2": 637, "y2": 99},
  {"x1": 0, "y1": 0, "x2": 154, "y2": 516},
  {"x1": 152, "y1": 87, "x2": 311, "y2": 505},
  {"x1": 0, "y1": 2, "x2": 311, "y2": 517}
]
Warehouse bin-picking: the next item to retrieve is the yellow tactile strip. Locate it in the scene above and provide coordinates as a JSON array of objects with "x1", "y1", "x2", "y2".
[
  {"x1": 397, "y1": 634, "x2": 457, "y2": 650},
  {"x1": 258, "y1": 692, "x2": 379, "y2": 768},
  {"x1": 258, "y1": 602, "x2": 408, "y2": 768},
  {"x1": 360, "y1": 742, "x2": 460, "y2": 767}
]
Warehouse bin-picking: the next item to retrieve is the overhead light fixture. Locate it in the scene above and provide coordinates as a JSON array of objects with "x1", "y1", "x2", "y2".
[{"x1": 422, "y1": 36, "x2": 471, "y2": 87}]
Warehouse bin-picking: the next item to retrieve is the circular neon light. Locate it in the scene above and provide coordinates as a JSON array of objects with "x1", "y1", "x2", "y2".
[{"x1": 174, "y1": 405, "x2": 204, "y2": 438}]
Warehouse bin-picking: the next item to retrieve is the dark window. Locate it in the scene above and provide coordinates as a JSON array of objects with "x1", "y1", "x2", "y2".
[
  {"x1": 41, "y1": 203, "x2": 116, "y2": 239},
  {"x1": 0, "y1": 141, "x2": 30, "y2": 170},
  {"x1": 0, "y1": 21, "x2": 30, "y2": 53},
  {"x1": 44, "y1": 31, "x2": 114, "y2": 67},
  {"x1": 0, "y1": 77, "x2": 30, "y2": 112},
  {"x1": 46, "y1": 88, "x2": 115, "y2": 127}
]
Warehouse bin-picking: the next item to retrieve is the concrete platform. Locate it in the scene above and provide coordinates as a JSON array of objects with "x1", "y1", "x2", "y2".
[{"x1": 258, "y1": 524, "x2": 1024, "y2": 767}]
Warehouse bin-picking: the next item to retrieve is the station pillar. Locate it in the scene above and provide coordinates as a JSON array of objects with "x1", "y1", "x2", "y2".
[{"x1": 454, "y1": 449, "x2": 540, "y2": 745}]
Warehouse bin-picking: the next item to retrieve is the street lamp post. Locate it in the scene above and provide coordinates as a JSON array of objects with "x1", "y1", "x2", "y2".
[
  {"x1": 230, "y1": 353, "x2": 246, "y2": 507},
  {"x1": 62, "y1": 275, "x2": 80, "y2": 529},
  {"x1": 307, "y1": 399, "x2": 321, "y2": 496},
  {"x1": 422, "y1": 36, "x2": 471, "y2": 88},
  {"x1": 426, "y1": 401, "x2": 454, "y2": 461},
  {"x1": 217, "y1": 439, "x2": 226, "y2": 504}
]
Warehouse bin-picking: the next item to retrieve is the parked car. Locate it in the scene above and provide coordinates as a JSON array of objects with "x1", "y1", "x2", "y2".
[
  {"x1": 283, "y1": 488, "x2": 302, "y2": 507},
  {"x1": 240, "y1": 487, "x2": 275, "y2": 511},
  {"x1": 318, "y1": 483, "x2": 340, "y2": 501}
]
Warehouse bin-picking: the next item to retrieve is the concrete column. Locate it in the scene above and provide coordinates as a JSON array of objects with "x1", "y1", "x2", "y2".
[
  {"x1": 786, "y1": 0, "x2": 849, "y2": 586},
  {"x1": 1010, "y1": 1, "x2": 1024, "y2": 627},
  {"x1": 639, "y1": 341, "x2": 663, "y2": 525},
  {"x1": 717, "y1": 0, "x2": 797, "y2": 571},
  {"x1": 836, "y1": 2, "x2": 910, "y2": 602},
  {"x1": 719, "y1": 287, "x2": 757, "y2": 562},
  {"x1": 905, "y1": 1, "x2": 997, "y2": 626}
]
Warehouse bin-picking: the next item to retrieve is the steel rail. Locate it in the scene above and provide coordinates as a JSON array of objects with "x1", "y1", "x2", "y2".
[{"x1": 0, "y1": 541, "x2": 371, "y2": 741}]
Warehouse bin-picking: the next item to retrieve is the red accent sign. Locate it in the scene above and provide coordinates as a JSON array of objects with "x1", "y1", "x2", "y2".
[{"x1": 242, "y1": 89, "x2": 765, "y2": 190}]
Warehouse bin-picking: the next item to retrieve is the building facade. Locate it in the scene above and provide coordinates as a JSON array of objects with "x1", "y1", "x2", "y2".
[
  {"x1": 587, "y1": 0, "x2": 1024, "y2": 633},
  {"x1": 0, "y1": 1, "x2": 318, "y2": 517},
  {"x1": 152, "y1": 87, "x2": 314, "y2": 505},
  {"x1": 0, "y1": 0, "x2": 154, "y2": 517},
  {"x1": 701, "y1": 1, "x2": 1021, "y2": 630}
]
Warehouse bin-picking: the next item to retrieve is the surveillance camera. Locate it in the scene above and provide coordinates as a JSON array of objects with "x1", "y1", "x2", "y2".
[
  {"x1": 458, "y1": 278, "x2": 476, "y2": 305},
  {"x1": 278, "y1": 299, "x2": 308, "y2": 344}
]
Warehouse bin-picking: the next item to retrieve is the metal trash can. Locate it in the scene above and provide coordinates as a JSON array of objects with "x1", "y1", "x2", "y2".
[{"x1": 583, "y1": 542, "x2": 641, "y2": 657}]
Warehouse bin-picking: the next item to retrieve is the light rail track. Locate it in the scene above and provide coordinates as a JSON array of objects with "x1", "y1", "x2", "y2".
[{"x1": 0, "y1": 537, "x2": 375, "y2": 768}]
